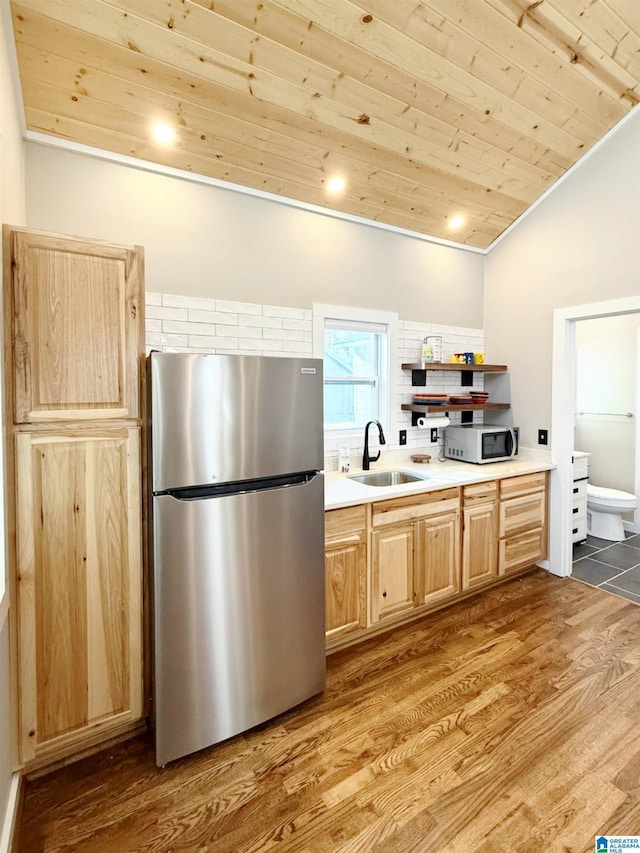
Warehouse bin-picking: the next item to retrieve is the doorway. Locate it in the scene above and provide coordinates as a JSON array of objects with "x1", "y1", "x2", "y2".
[{"x1": 550, "y1": 295, "x2": 640, "y2": 579}]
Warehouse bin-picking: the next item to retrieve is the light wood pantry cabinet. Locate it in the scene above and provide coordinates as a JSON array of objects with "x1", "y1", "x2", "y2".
[
  {"x1": 3, "y1": 225, "x2": 145, "y2": 771},
  {"x1": 6, "y1": 228, "x2": 142, "y2": 423},
  {"x1": 371, "y1": 488, "x2": 461, "y2": 622},
  {"x1": 462, "y1": 481, "x2": 498, "y2": 590},
  {"x1": 498, "y1": 472, "x2": 548, "y2": 576},
  {"x1": 325, "y1": 505, "x2": 368, "y2": 649},
  {"x1": 15, "y1": 429, "x2": 143, "y2": 765}
]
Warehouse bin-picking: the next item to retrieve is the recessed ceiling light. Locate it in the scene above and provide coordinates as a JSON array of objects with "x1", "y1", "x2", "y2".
[
  {"x1": 449, "y1": 214, "x2": 465, "y2": 230},
  {"x1": 152, "y1": 123, "x2": 176, "y2": 144},
  {"x1": 326, "y1": 176, "x2": 346, "y2": 194}
]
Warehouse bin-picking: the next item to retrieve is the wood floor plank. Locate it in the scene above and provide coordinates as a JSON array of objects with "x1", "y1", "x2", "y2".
[{"x1": 16, "y1": 570, "x2": 640, "y2": 852}]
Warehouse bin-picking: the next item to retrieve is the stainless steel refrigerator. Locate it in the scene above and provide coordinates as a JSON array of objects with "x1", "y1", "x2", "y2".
[{"x1": 149, "y1": 352, "x2": 326, "y2": 766}]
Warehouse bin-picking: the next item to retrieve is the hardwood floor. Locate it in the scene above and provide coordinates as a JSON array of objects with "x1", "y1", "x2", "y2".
[{"x1": 17, "y1": 569, "x2": 640, "y2": 852}]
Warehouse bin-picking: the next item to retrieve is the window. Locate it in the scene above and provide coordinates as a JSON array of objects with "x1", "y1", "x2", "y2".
[{"x1": 313, "y1": 305, "x2": 397, "y2": 444}]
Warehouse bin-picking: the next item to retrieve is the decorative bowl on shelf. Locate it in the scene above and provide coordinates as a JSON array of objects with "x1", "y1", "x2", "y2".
[
  {"x1": 449, "y1": 395, "x2": 474, "y2": 404},
  {"x1": 412, "y1": 393, "x2": 448, "y2": 405}
]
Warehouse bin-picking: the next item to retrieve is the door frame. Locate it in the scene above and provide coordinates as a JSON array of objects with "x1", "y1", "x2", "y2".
[{"x1": 550, "y1": 295, "x2": 640, "y2": 578}]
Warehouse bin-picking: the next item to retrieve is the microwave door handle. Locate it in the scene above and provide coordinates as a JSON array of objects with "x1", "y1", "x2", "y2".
[{"x1": 508, "y1": 428, "x2": 517, "y2": 458}]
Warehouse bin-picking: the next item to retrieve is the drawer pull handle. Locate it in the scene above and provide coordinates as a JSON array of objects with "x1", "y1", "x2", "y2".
[
  {"x1": 573, "y1": 527, "x2": 578, "y2": 534},
  {"x1": 573, "y1": 507, "x2": 579, "y2": 514},
  {"x1": 573, "y1": 487, "x2": 579, "y2": 494}
]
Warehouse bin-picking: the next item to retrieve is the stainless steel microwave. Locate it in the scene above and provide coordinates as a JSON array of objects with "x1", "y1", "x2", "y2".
[{"x1": 444, "y1": 424, "x2": 518, "y2": 464}]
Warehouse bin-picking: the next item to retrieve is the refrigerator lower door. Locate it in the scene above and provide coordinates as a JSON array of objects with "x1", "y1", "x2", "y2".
[{"x1": 153, "y1": 473, "x2": 326, "y2": 766}]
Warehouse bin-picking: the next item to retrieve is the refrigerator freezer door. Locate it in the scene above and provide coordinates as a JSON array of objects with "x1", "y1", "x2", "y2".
[
  {"x1": 151, "y1": 353, "x2": 323, "y2": 492},
  {"x1": 153, "y1": 473, "x2": 326, "y2": 766}
]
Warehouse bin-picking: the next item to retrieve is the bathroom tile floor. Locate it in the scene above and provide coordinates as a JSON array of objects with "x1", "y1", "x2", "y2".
[{"x1": 572, "y1": 532, "x2": 640, "y2": 604}]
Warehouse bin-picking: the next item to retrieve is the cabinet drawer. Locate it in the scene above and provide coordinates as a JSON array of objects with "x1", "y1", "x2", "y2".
[
  {"x1": 499, "y1": 492, "x2": 546, "y2": 538},
  {"x1": 572, "y1": 518, "x2": 587, "y2": 543},
  {"x1": 573, "y1": 455, "x2": 589, "y2": 481},
  {"x1": 372, "y1": 488, "x2": 459, "y2": 527},
  {"x1": 499, "y1": 472, "x2": 547, "y2": 500},
  {"x1": 499, "y1": 527, "x2": 546, "y2": 575},
  {"x1": 463, "y1": 481, "x2": 498, "y2": 506},
  {"x1": 325, "y1": 504, "x2": 367, "y2": 540},
  {"x1": 571, "y1": 480, "x2": 587, "y2": 501}
]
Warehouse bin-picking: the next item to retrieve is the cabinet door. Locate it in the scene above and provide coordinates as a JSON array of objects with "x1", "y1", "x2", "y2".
[
  {"x1": 325, "y1": 537, "x2": 367, "y2": 642},
  {"x1": 15, "y1": 428, "x2": 143, "y2": 766},
  {"x1": 417, "y1": 508, "x2": 461, "y2": 606},
  {"x1": 7, "y1": 228, "x2": 143, "y2": 422},
  {"x1": 325, "y1": 506, "x2": 367, "y2": 644},
  {"x1": 462, "y1": 502, "x2": 498, "y2": 590},
  {"x1": 371, "y1": 524, "x2": 416, "y2": 621}
]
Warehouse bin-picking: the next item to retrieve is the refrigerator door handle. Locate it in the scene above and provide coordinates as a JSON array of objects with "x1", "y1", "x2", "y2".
[{"x1": 160, "y1": 470, "x2": 320, "y2": 500}]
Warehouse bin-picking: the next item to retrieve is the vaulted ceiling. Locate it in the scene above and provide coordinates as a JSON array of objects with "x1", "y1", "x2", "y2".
[{"x1": 9, "y1": 1, "x2": 640, "y2": 249}]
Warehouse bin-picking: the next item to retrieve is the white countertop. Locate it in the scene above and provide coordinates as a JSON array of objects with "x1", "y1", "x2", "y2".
[{"x1": 324, "y1": 451, "x2": 554, "y2": 510}]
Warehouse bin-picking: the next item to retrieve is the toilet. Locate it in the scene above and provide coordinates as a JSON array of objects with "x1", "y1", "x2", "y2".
[{"x1": 587, "y1": 484, "x2": 638, "y2": 541}]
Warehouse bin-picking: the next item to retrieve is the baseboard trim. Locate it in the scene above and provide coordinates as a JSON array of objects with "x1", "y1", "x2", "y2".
[{"x1": 0, "y1": 772, "x2": 21, "y2": 853}]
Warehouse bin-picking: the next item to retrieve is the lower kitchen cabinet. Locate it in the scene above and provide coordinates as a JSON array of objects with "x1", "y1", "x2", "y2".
[
  {"x1": 14, "y1": 427, "x2": 144, "y2": 768},
  {"x1": 325, "y1": 504, "x2": 368, "y2": 648},
  {"x1": 462, "y1": 482, "x2": 498, "y2": 590},
  {"x1": 371, "y1": 488, "x2": 460, "y2": 622},
  {"x1": 324, "y1": 471, "x2": 549, "y2": 653},
  {"x1": 498, "y1": 472, "x2": 548, "y2": 575}
]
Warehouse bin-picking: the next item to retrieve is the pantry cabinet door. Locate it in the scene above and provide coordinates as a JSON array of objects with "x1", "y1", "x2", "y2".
[
  {"x1": 8, "y1": 229, "x2": 143, "y2": 422},
  {"x1": 16, "y1": 428, "x2": 143, "y2": 765}
]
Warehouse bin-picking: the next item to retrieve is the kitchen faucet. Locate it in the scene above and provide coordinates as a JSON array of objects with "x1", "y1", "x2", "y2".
[{"x1": 362, "y1": 420, "x2": 386, "y2": 470}]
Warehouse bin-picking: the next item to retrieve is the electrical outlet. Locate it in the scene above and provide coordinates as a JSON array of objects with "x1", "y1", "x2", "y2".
[
  {"x1": 430, "y1": 428, "x2": 438, "y2": 443},
  {"x1": 399, "y1": 429, "x2": 407, "y2": 446},
  {"x1": 538, "y1": 428, "x2": 548, "y2": 445}
]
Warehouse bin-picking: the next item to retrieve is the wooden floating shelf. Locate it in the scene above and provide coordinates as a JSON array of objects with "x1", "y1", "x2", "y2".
[
  {"x1": 402, "y1": 403, "x2": 510, "y2": 413},
  {"x1": 401, "y1": 363, "x2": 507, "y2": 372}
]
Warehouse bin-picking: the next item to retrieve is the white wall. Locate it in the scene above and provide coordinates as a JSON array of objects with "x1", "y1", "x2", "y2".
[
  {"x1": 24, "y1": 143, "x2": 485, "y2": 327},
  {"x1": 485, "y1": 109, "x2": 640, "y2": 451},
  {"x1": 575, "y1": 314, "x2": 638, "y2": 496},
  {"x1": 0, "y1": 0, "x2": 26, "y2": 842}
]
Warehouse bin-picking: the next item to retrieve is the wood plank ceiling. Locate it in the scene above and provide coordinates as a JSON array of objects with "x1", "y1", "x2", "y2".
[{"x1": 9, "y1": 1, "x2": 640, "y2": 249}]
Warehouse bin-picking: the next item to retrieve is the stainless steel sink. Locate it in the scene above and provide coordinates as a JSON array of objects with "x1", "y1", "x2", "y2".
[{"x1": 348, "y1": 469, "x2": 429, "y2": 487}]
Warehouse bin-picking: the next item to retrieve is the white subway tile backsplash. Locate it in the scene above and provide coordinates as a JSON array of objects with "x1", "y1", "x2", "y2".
[
  {"x1": 263, "y1": 327, "x2": 303, "y2": 341},
  {"x1": 216, "y1": 324, "x2": 262, "y2": 339},
  {"x1": 238, "y1": 314, "x2": 283, "y2": 329},
  {"x1": 263, "y1": 305, "x2": 307, "y2": 320},
  {"x1": 163, "y1": 294, "x2": 216, "y2": 310},
  {"x1": 188, "y1": 335, "x2": 237, "y2": 349},
  {"x1": 147, "y1": 306, "x2": 188, "y2": 322},
  {"x1": 283, "y1": 340, "x2": 312, "y2": 353},
  {"x1": 240, "y1": 337, "x2": 283, "y2": 351},
  {"x1": 188, "y1": 309, "x2": 238, "y2": 325},
  {"x1": 216, "y1": 299, "x2": 262, "y2": 315},
  {"x1": 146, "y1": 332, "x2": 188, "y2": 348},
  {"x1": 164, "y1": 320, "x2": 217, "y2": 336},
  {"x1": 146, "y1": 319, "x2": 162, "y2": 333},
  {"x1": 146, "y1": 291, "x2": 163, "y2": 306},
  {"x1": 283, "y1": 318, "x2": 312, "y2": 332}
]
